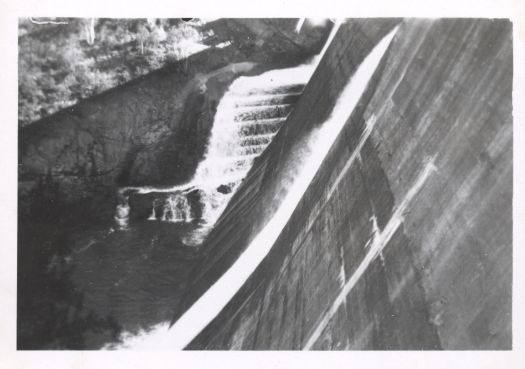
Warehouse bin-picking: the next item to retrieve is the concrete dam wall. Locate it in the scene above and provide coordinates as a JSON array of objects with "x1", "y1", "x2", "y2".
[{"x1": 180, "y1": 18, "x2": 512, "y2": 350}]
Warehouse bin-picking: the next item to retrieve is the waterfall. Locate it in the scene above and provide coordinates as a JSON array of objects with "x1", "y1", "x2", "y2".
[
  {"x1": 115, "y1": 62, "x2": 316, "y2": 236},
  {"x1": 160, "y1": 194, "x2": 193, "y2": 223},
  {"x1": 113, "y1": 19, "x2": 342, "y2": 233},
  {"x1": 111, "y1": 25, "x2": 399, "y2": 350},
  {"x1": 114, "y1": 196, "x2": 130, "y2": 229}
]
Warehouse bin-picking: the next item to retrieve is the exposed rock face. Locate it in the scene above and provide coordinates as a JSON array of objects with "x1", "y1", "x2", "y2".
[
  {"x1": 180, "y1": 18, "x2": 512, "y2": 350},
  {"x1": 18, "y1": 19, "x2": 329, "y2": 222}
]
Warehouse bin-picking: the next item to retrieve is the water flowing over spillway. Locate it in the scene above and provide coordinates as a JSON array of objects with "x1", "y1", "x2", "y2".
[{"x1": 114, "y1": 63, "x2": 316, "y2": 244}]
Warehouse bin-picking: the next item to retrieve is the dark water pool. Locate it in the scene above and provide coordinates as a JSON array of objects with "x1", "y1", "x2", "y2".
[{"x1": 17, "y1": 218, "x2": 201, "y2": 349}]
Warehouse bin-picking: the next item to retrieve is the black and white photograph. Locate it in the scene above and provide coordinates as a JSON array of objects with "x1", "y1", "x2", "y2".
[{"x1": 1, "y1": 0, "x2": 525, "y2": 367}]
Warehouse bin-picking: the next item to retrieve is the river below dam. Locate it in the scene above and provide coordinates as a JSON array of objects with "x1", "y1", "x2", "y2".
[
  {"x1": 71, "y1": 222, "x2": 200, "y2": 343},
  {"x1": 17, "y1": 218, "x2": 201, "y2": 349}
]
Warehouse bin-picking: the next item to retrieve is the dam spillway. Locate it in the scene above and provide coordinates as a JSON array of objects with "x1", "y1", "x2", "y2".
[{"x1": 115, "y1": 63, "x2": 315, "y2": 245}]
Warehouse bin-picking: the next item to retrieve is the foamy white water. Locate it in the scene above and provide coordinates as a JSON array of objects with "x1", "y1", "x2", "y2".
[
  {"x1": 114, "y1": 19, "x2": 341, "y2": 232},
  {"x1": 111, "y1": 25, "x2": 398, "y2": 350},
  {"x1": 115, "y1": 60, "x2": 316, "y2": 235}
]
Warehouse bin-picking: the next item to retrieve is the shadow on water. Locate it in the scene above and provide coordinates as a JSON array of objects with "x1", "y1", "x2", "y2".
[
  {"x1": 17, "y1": 182, "x2": 201, "y2": 349},
  {"x1": 17, "y1": 220, "x2": 122, "y2": 349}
]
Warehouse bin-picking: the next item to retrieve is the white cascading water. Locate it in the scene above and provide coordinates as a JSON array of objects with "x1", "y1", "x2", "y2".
[
  {"x1": 114, "y1": 62, "x2": 317, "y2": 242},
  {"x1": 115, "y1": 200, "x2": 130, "y2": 229},
  {"x1": 110, "y1": 23, "x2": 398, "y2": 350},
  {"x1": 113, "y1": 20, "x2": 343, "y2": 234},
  {"x1": 113, "y1": 19, "x2": 343, "y2": 233},
  {"x1": 160, "y1": 195, "x2": 193, "y2": 222}
]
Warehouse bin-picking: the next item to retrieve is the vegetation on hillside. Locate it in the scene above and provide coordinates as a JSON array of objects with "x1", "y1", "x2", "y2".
[{"x1": 18, "y1": 18, "x2": 208, "y2": 127}]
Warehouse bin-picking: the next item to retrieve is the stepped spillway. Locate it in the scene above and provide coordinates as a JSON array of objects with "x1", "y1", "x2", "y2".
[{"x1": 115, "y1": 63, "x2": 316, "y2": 245}]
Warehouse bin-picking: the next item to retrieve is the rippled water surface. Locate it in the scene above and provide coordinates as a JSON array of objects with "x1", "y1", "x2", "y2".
[
  {"x1": 17, "y1": 218, "x2": 201, "y2": 349},
  {"x1": 70, "y1": 221, "x2": 200, "y2": 347}
]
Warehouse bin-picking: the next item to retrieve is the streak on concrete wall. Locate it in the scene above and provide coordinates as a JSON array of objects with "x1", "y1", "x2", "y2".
[{"x1": 304, "y1": 159, "x2": 437, "y2": 349}]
